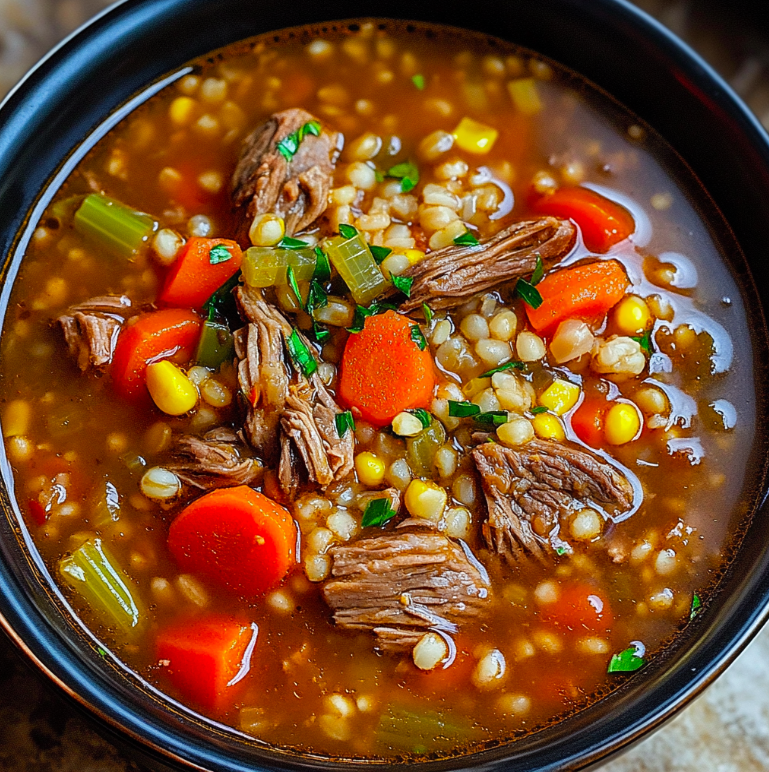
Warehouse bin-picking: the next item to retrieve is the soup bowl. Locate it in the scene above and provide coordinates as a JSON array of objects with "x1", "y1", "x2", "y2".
[{"x1": 1, "y1": 0, "x2": 769, "y2": 770}]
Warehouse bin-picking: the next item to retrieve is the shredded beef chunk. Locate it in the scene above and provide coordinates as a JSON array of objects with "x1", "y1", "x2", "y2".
[
  {"x1": 473, "y1": 439, "x2": 634, "y2": 564},
  {"x1": 323, "y1": 522, "x2": 491, "y2": 653},
  {"x1": 56, "y1": 295, "x2": 132, "y2": 371},
  {"x1": 167, "y1": 428, "x2": 262, "y2": 489},
  {"x1": 232, "y1": 108, "x2": 340, "y2": 236},
  {"x1": 396, "y1": 217, "x2": 576, "y2": 312}
]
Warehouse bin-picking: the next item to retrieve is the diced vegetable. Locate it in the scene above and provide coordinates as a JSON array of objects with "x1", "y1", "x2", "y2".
[
  {"x1": 196, "y1": 318, "x2": 235, "y2": 370},
  {"x1": 324, "y1": 232, "x2": 389, "y2": 306},
  {"x1": 155, "y1": 615, "x2": 258, "y2": 711},
  {"x1": 570, "y1": 396, "x2": 608, "y2": 447},
  {"x1": 541, "y1": 584, "x2": 613, "y2": 633},
  {"x1": 538, "y1": 379, "x2": 581, "y2": 415},
  {"x1": 167, "y1": 486, "x2": 296, "y2": 596},
  {"x1": 604, "y1": 402, "x2": 641, "y2": 445},
  {"x1": 241, "y1": 246, "x2": 316, "y2": 288},
  {"x1": 158, "y1": 238, "x2": 243, "y2": 310},
  {"x1": 73, "y1": 193, "x2": 157, "y2": 259},
  {"x1": 145, "y1": 360, "x2": 198, "y2": 416},
  {"x1": 355, "y1": 451, "x2": 386, "y2": 487},
  {"x1": 339, "y1": 311, "x2": 435, "y2": 427},
  {"x1": 452, "y1": 116, "x2": 498, "y2": 154},
  {"x1": 59, "y1": 537, "x2": 146, "y2": 640},
  {"x1": 407, "y1": 419, "x2": 447, "y2": 478},
  {"x1": 525, "y1": 260, "x2": 630, "y2": 336},
  {"x1": 507, "y1": 77, "x2": 542, "y2": 115},
  {"x1": 376, "y1": 703, "x2": 476, "y2": 754},
  {"x1": 111, "y1": 309, "x2": 202, "y2": 402},
  {"x1": 92, "y1": 481, "x2": 120, "y2": 527},
  {"x1": 531, "y1": 186, "x2": 635, "y2": 253}
]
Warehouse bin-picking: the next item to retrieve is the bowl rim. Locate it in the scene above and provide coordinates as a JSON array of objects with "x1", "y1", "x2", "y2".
[{"x1": 2, "y1": 1, "x2": 769, "y2": 770}]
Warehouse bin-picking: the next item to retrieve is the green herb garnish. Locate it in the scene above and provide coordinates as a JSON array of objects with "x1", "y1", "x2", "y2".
[
  {"x1": 208, "y1": 244, "x2": 233, "y2": 265},
  {"x1": 312, "y1": 322, "x2": 330, "y2": 344},
  {"x1": 286, "y1": 329, "x2": 317, "y2": 377},
  {"x1": 362, "y1": 497, "x2": 397, "y2": 528},
  {"x1": 286, "y1": 265, "x2": 303, "y2": 308},
  {"x1": 555, "y1": 545, "x2": 568, "y2": 556},
  {"x1": 448, "y1": 401, "x2": 481, "y2": 418},
  {"x1": 386, "y1": 160, "x2": 420, "y2": 193},
  {"x1": 478, "y1": 360, "x2": 525, "y2": 378},
  {"x1": 392, "y1": 275, "x2": 414, "y2": 298},
  {"x1": 278, "y1": 236, "x2": 310, "y2": 250},
  {"x1": 347, "y1": 301, "x2": 398, "y2": 334},
  {"x1": 632, "y1": 330, "x2": 653, "y2": 355},
  {"x1": 335, "y1": 410, "x2": 355, "y2": 438},
  {"x1": 370, "y1": 245, "x2": 392, "y2": 265},
  {"x1": 453, "y1": 231, "x2": 480, "y2": 247},
  {"x1": 408, "y1": 408, "x2": 432, "y2": 429},
  {"x1": 203, "y1": 270, "x2": 241, "y2": 323},
  {"x1": 338, "y1": 223, "x2": 358, "y2": 239},
  {"x1": 515, "y1": 278, "x2": 543, "y2": 309},
  {"x1": 531, "y1": 406, "x2": 549, "y2": 415},
  {"x1": 411, "y1": 73, "x2": 426, "y2": 90},
  {"x1": 607, "y1": 643, "x2": 645, "y2": 673},
  {"x1": 97, "y1": 647, "x2": 108, "y2": 657},
  {"x1": 690, "y1": 594, "x2": 702, "y2": 620},
  {"x1": 313, "y1": 246, "x2": 331, "y2": 283},
  {"x1": 306, "y1": 280, "x2": 328, "y2": 314},
  {"x1": 473, "y1": 410, "x2": 509, "y2": 427},
  {"x1": 422, "y1": 303, "x2": 434, "y2": 324},
  {"x1": 276, "y1": 120, "x2": 321, "y2": 161},
  {"x1": 410, "y1": 324, "x2": 427, "y2": 350},
  {"x1": 531, "y1": 254, "x2": 545, "y2": 285}
]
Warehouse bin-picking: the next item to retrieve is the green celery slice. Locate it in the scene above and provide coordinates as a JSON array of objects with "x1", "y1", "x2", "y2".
[
  {"x1": 242, "y1": 246, "x2": 316, "y2": 288},
  {"x1": 406, "y1": 420, "x2": 447, "y2": 479},
  {"x1": 196, "y1": 319, "x2": 235, "y2": 370},
  {"x1": 59, "y1": 537, "x2": 146, "y2": 640},
  {"x1": 376, "y1": 703, "x2": 476, "y2": 754},
  {"x1": 324, "y1": 233, "x2": 388, "y2": 306},
  {"x1": 73, "y1": 194, "x2": 156, "y2": 259}
]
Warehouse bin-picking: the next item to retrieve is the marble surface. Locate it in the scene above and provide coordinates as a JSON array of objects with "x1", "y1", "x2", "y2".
[{"x1": 1, "y1": 0, "x2": 769, "y2": 770}]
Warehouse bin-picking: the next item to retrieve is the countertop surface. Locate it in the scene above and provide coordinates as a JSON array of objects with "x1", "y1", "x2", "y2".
[{"x1": 1, "y1": 0, "x2": 769, "y2": 769}]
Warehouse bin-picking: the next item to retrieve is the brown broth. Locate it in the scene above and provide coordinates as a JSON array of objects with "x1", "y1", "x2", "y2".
[{"x1": 0, "y1": 19, "x2": 759, "y2": 761}]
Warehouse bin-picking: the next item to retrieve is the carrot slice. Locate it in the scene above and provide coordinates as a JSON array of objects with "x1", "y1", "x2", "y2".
[
  {"x1": 526, "y1": 260, "x2": 630, "y2": 336},
  {"x1": 167, "y1": 486, "x2": 296, "y2": 596},
  {"x1": 158, "y1": 237, "x2": 243, "y2": 310},
  {"x1": 111, "y1": 309, "x2": 202, "y2": 402},
  {"x1": 155, "y1": 615, "x2": 257, "y2": 711},
  {"x1": 541, "y1": 584, "x2": 613, "y2": 633},
  {"x1": 338, "y1": 311, "x2": 435, "y2": 427},
  {"x1": 532, "y1": 186, "x2": 635, "y2": 253},
  {"x1": 570, "y1": 396, "x2": 609, "y2": 448}
]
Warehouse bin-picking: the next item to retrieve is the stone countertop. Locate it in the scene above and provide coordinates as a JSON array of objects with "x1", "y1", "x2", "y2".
[{"x1": 1, "y1": 0, "x2": 769, "y2": 769}]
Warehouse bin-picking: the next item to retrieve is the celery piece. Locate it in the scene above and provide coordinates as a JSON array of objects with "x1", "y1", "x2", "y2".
[
  {"x1": 407, "y1": 420, "x2": 447, "y2": 479},
  {"x1": 92, "y1": 481, "x2": 120, "y2": 528},
  {"x1": 196, "y1": 318, "x2": 235, "y2": 370},
  {"x1": 59, "y1": 538, "x2": 146, "y2": 640},
  {"x1": 242, "y1": 247, "x2": 316, "y2": 288},
  {"x1": 376, "y1": 703, "x2": 476, "y2": 754},
  {"x1": 73, "y1": 194, "x2": 157, "y2": 259},
  {"x1": 324, "y1": 233, "x2": 388, "y2": 306}
]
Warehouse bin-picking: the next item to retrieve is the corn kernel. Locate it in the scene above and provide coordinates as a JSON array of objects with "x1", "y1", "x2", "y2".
[
  {"x1": 169, "y1": 96, "x2": 198, "y2": 126},
  {"x1": 532, "y1": 412, "x2": 565, "y2": 441},
  {"x1": 614, "y1": 296, "x2": 652, "y2": 336},
  {"x1": 403, "y1": 249, "x2": 426, "y2": 266},
  {"x1": 249, "y1": 213, "x2": 285, "y2": 247},
  {"x1": 145, "y1": 361, "x2": 198, "y2": 416},
  {"x1": 452, "y1": 116, "x2": 499, "y2": 154},
  {"x1": 2, "y1": 399, "x2": 31, "y2": 437},
  {"x1": 507, "y1": 78, "x2": 542, "y2": 115},
  {"x1": 605, "y1": 402, "x2": 641, "y2": 445},
  {"x1": 405, "y1": 479, "x2": 447, "y2": 522},
  {"x1": 355, "y1": 451, "x2": 386, "y2": 487},
  {"x1": 538, "y1": 379, "x2": 580, "y2": 415}
]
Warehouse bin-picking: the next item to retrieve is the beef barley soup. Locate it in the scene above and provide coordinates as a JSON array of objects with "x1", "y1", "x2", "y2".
[{"x1": 0, "y1": 19, "x2": 758, "y2": 761}]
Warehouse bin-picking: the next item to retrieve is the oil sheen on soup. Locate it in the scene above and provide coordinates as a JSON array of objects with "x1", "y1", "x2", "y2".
[{"x1": 0, "y1": 19, "x2": 757, "y2": 761}]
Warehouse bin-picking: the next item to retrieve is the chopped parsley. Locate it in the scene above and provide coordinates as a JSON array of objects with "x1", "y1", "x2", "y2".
[
  {"x1": 286, "y1": 265, "x2": 302, "y2": 308},
  {"x1": 278, "y1": 236, "x2": 309, "y2": 250},
  {"x1": 386, "y1": 160, "x2": 420, "y2": 193},
  {"x1": 362, "y1": 497, "x2": 397, "y2": 528},
  {"x1": 515, "y1": 277, "x2": 543, "y2": 309},
  {"x1": 276, "y1": 119, "x2": 321, "y2": 161},
  {"x1": 286, "y1": 329, "x2": 317, "y2": 377},
  {"x1": 448, "y1": 400, "x2": 481, "y2": 418},
  {"x1": 203, "y1": 269, "x2": 241, "y2": 324},
  {"x1": 208, "y1": 244, "x2": 233, "y2": 265},
  {"x1": 473, "y1": 410, "x2": 509, "y2": 428},
  {"x1": 607, "y1": 643, "x2": 645, "y2": 673},
  {"x1": 632, "y1": 330, "x2": 653, "y2": 355},
  {"x1": 422, "y1": 303, "x2": 434, "y2": 324},
  {"x1": 531, "y1": 406, "x2": 549, "y2": 415},
  {"x1": 478, "y1": 360, "x2": 525, "y2": 378},
  {"x1": 335, "y1": 410, "x2": 355, "y2": 438},
  {"x1": 690, "y1": 593, "x2": 702, "y2": 620},
  {"x1": 410, "y1": 324, "x2": 427, "y2": 350},
  {"x1": 347, "y1": 301, "x2": 397, "y2": 334},
  {"x1": 312, "y1": 246, "x2": 331, "y2": 283},
  {"x1": 530, "y1": 254, "x2": 545, "y2": 285},
  {"x1": 97, "y1": 647, "x2": 108, "y2": 658},
  {"x1": 411, "y1": 73, "x2": 426, "y2": 90},
  {"x1": 453, "y1": 231, "x2": 480, "y2": 247},
  {"x1": 306, "y1": 280, "x2": 328, "y2": 313},
  {"x1": 312, "y1": 322, "x2": 330, "y2": 344},
  {"x1": 392, "y1": 274, "x2": 414, "y2": 298},
  {"x1": 338, "y1": 223, "x2": 358, "y2": 239},
  {"x1": 555, "y1": 545, "x2": 568, "y2": 556},
  {"x1": 370, "y1": 245, "x2": 392, "y2": 265},
  {"x1": 408, "y1": 408, "x2": 432, "y2": 429}
]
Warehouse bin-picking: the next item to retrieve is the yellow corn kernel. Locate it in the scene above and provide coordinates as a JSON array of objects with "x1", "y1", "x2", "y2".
[
  {"x1": 404, "y1": 479, "x2": 448, "y2": 522},
  {"x1": 507, "y1": 78, "x2": 542, "y2": 115},
  {"x1": 532, "y1": 412, "x2": 565, "y2": 441},
  {"x1": 538, "y1": 379, "x2": 580, "y2": 416},
  {"x1": 402, "y1": 249, "x2": 426, "y2": 266},
  {"x1": 169, "y1": 96, "x2": 198, "y2": 126},
  {"x1": 2, "y1": 399, "x2": 31, "y2": 437},
  {"x1": 146, "y1": 361, "x2": 198, "y2": 416},
  {"x1": 605, "y1": 402, "x2": 641, "y2": 445},
  {"x1": 355, "y1": 452, "x2": 386, "y2": 487},
  {"x1": 249, "y1": 213, "x2": 285, "y2": 247},
  {"x1": 614, "y1": 296, "x2": 652, "y2": 336},
  {"x1": 452, "y1": 117, "x2": 498, "y2": 154}
]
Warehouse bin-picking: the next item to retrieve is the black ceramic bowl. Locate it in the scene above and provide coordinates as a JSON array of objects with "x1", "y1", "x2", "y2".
[{"x1": 2, "y1": 0, "x2": 769, "y2": 770}]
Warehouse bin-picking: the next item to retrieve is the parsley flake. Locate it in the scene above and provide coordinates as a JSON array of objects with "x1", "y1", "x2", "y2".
[
  {"x1": 278, "y1": 236, "x2": 309, "y2": 250},
  {"x1": 370, "y1": 245, "x2": 392, "y2": 265},
  {"x1": 410, "y1": 324, "x2": 427, "y2": 350},
  {"x1": 632, "y1": 330, "x2": 653, "y2": 355},
  {"x1": 422, "y1": 303, "x2": 434, "y2": 324},
  {"x1": 515, "y1": 277, "x2": 543, "y2": 309},
  {"x1": 335, "y1": 410, "x2": 355, "y2": 438},
  {"x1": 346, "y1": 302, "x2": 397, "y2": 334},
  {"x1": 473, "y1": 410, "x2": 509, "y2": 427},
  {"x1": 690, "y1": 594, "x2": 702, "y2": 620},
  {"x1": 608, "y1": 643, "x2": 645, "y2": 673},
  {"x1": 453, "y1": 231, "x2": 480, "y2": 247},
  {"x1": 408, "y1": 408, "x2": 432, "y2": 429},
  {"x1": 286, "y1": 265, "x2": 303, "y2": 308},
  {"x1": 97, "y1": 647, "x2": 108, "y2": 657},
  {"x1": 411, "y1": 73, "x2": 426, "y2": 90},
  {"x1": 555, "y1": 545, "x2": 568, "y2": 556},
  {"x1": 338, "y1": 223, "x2": 358, "y2": 239},
  {"x1": 392, "y1": 274, "x2": 414, "y2": 298},
  {"x1": 306, "y1": 280, "x2": 328, "y2": 313},
  {"x1": 531, "y1": 254, "x2": 545, "y2": 285},
  {"x1": 286, "y1": 329, "x2": 317, "y2": 377},
  {"x1": 313, "y1": 246, "x2": 331, "y2": 283},
  {"x1": 386, "y1": 160, "x2": 420, "y2": 193},
  {"x1": 531, "y1": 406, "x2": 549, "y2": 415},
  {"x1": 478, "y1": 360, "x2": 525, "y2": 378},
  {"x1": 276, "y1": 120, "x2": 321, "y2": 161},
  {"x1": 208, "y1": 244, "x2": 233, "y2": 265},
  {"x1": 362, "y1": 497, "x2": 397, "y2": 528},
  {"x1": 312, "y1": 322, "x2": 330, "y2": 344},
  {"x1": 448, "y1": 400, "x2": 481, "y2": 418}
]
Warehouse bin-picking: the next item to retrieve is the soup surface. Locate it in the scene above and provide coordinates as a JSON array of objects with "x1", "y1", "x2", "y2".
[{"x1": 0, "y1": 19, "x2": 758, "y2": 761}]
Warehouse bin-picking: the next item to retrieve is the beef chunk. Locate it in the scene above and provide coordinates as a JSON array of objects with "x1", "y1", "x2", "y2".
[
  {"x1": 472, "y1": 439, "x2": 634, "y2": 564},
  {"x1": 278, "y1": 375, "x2": 354, "y2": 497},
  {"x1": 233, "y1": 285, "x2": 293, "y2": 457},
  {"x1": 323, "y1": 521, "x2": 491, "y2": 653},
  {"x1": 56, "y1": 295, "x2": 132, "y2": 371},
  {"x1": 395, "y1": 217, "x2": 576, "y2": 312},
  {"x1": 167, "y1": 428, "x2": 262, "y2": 489},
  {"x1": 232, "y1": 108, "x2": 340, "y2": 236}
]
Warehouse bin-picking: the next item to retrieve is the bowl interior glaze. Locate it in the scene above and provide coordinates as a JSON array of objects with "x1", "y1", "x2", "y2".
[{"x1": 2, "y1": 1, "x2": 769, "y2": 771}]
